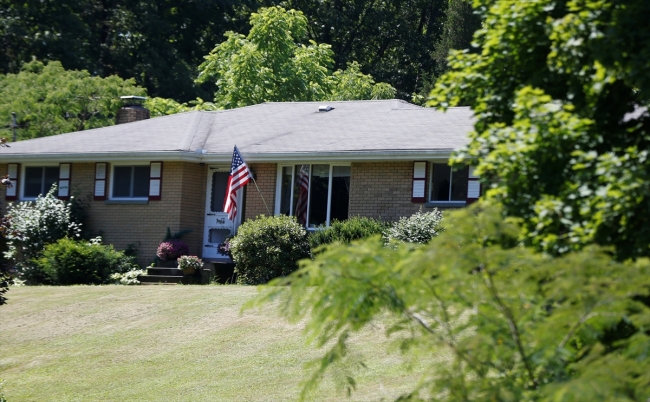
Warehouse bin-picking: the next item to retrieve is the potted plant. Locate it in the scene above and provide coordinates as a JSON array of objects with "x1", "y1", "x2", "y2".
[
  {"x1": 217, "y1": 237, "x2": 233, "y2": 259},
  {"x1": 177, "y1": 255, "x2": 203, "y2": 276},
  {"x1": 156, "y1": 239, "x2": 189, "y2": 267}
]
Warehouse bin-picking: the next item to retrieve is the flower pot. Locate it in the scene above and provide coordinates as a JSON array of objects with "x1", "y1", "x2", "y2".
[{"x1": 182, "y1": 267, "x2": 197, "y2": 276}]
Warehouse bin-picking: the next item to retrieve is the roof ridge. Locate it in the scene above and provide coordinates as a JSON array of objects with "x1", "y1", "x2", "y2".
[{"x1": 178, "y1": 112, "x2": 207, "y2": 151}]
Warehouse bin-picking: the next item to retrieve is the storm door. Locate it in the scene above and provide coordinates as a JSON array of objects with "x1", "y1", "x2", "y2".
[{"x1": 202, "y1": 166, "x2": 241, "y2": 261}]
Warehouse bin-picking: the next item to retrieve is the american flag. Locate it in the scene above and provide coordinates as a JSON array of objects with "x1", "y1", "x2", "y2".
[
  {"x1": 295, "y1": 165, "x2": 309, "y2": 225},
  {"x1": 223, "y1": 146, "x2": 253, "y2": 220}
]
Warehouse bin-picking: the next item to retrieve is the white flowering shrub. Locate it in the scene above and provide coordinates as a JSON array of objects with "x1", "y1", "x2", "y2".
[
  {"x1": 2, "y1": 186, "x2": 81, "y2": 283},
  {"x1": 110, "y1": 269, "x2": 146, "y2": 285},
  {"x1": 383, "y1": 208, "x2": 444, "y2": 245}
]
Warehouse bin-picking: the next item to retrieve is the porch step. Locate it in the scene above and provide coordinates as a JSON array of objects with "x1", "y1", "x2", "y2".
[
  {"x1": 138, "y1": 274, "x2": 183, "y2": 284},
  {"x1": 146, "y1": 267, "x2": 182, "y2": 276},
  {"x1": 137, "y1": 265, "x2": 183, "y2": 285}
]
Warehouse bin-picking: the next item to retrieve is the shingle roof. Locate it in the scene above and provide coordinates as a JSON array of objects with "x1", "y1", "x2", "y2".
[{"x1": 0, "y1": 100, "x2": 474, "y2": 162}]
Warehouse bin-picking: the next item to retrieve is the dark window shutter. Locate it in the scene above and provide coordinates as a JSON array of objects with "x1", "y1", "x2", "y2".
[
  {"x1": 411, "y1": 161, "x2": 427, "y2": 203},
  {"x1": 5, "y1": 163, "x2": 19, "y2": 200},
  {"x1": 149, "y1": 162, "x2": 162, "y2": 201}
]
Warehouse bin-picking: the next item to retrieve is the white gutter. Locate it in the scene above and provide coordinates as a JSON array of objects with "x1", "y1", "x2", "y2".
[{"x1": 0, "y1": 149, "x2": 457, "y2": 164}]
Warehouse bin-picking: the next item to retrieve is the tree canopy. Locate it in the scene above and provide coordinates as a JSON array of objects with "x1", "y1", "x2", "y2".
[
  {"x1": 430, "y1": 0, "x2": 650, "y2": 259},
  {"x1": 197, "y1": 6, "x2": 396, "y2": 109},
  {"x1": 0, "y1": 60, "x2": 145, "y2": 140}
]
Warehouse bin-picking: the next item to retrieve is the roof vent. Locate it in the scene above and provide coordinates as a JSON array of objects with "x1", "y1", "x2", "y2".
[{"x1": 318, "y1": 105, "x2": 334, "y2": 112}]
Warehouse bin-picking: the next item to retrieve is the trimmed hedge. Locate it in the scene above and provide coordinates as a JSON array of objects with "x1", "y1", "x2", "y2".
[
  {"x1": 35, "y1": 238, "x2": 136, "y2": 285},
  {"x1": 230, "y1": 215, "x2": 310, "y2": 285},
  {"x1": 309, "y1": 216, "x2": 388, "y2": 251}
]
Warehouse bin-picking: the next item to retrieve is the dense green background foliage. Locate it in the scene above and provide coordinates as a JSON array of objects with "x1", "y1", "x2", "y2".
[
  {"x1": 0, "y1": 0, "x2": 259, "y2": 101},
  {"x1": 430, "y1": 0, "x2": 650, "y2": 259},
  {"x1": 251, "y1": 203, "x2": 650, "y2": 401},
  {"x1": 0, "y1": 60, "x2": 145, "y2": 140},
  {"x1": 230, "y1": 215, "x2": 310, "y2": 285},
  {"x1": 0, "y1": 0, "x2": 480, "y2": 104},
  {"x1": 36, "y1": 237, "x2": 134, "y2": 285}
]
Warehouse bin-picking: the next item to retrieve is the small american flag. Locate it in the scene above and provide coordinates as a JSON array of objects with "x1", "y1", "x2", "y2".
[
  {"x1": 295, "y1": 165, "x2": 309, "y2": 225},
  {"x1": 223, "y1": 146, "x2": 253, "y2": 220}
]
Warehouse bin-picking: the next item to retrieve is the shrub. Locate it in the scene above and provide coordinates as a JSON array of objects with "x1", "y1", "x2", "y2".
[
  {"x1": 110, "y1": 268, "x2": 147, "y2": 285},
  {"x1": 35, "y1": 237, "x2": 136, "y2": 285},
  {"x1": 230, "y1": 215, "x2": 310, "y2": 285},
  {"x1": 309, "y1": 217, "x2": 389, "y2": 250},
  {"x1": 156, "y1": 239, "x2": 189, "y2": 261},
  {"x1": 1, "y1": 186, "x2": 81, "y2": 283},
  {"x1": 383, "y1": 208, "x2": 444, "y2": 245}
]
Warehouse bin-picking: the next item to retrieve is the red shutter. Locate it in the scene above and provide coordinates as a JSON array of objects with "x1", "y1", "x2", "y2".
[
  {"x1": 411, "y1": 161, "x2": 427, "y2": 203},
  {"x1": 58, "y1": 163, "x2": 71, "y2": 200},
  {"x1": 466, "y1": 166, "x2": 480, "y2": 204},
  {"x1": 94, "y1": 163, "x2": 108, "y2": 200},
  {"x1": 5, "y1": 163, "x2": 19, "y2": 201},
  {"x1": 149, "y1": 161, "x2": 162, "y2": 201}
]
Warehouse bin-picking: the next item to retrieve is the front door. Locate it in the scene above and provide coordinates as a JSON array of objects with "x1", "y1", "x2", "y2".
[{"x1": 202, "y1": 166, "x2": 240, "y2": 261}]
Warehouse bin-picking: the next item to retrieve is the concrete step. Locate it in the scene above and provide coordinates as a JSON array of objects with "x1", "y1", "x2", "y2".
[
  {"x1": 138, "y1": 274, "x2": 183, "y2": 284},
  {"x1": 146, "y1": 267, "x2": 182, "y2": 276}
]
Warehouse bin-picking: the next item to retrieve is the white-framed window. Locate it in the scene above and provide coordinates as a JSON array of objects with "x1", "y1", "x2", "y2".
[
  {"x1": 110, "y1": 165, "x2": 150, "y2": 199},
  {"x1": 429, "y1": 163, "x2": 469, "y2": 202},
  {"x1": 275, "y1": 164, "x2": 351, "y2": 228},
  {"x1": 22, "y1": 165, "x2": 59, "y2": 199}
]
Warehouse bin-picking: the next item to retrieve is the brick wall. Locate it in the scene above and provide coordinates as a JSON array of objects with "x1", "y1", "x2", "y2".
[
  {"x1": 243, "y1": 163, "x2": 276, "y2": 221},
  {"x1": 1, "y1": 161, "x2": 207, "y2": 267},
  {"x1": 349, "y1": 161, "x2": 425, "y2": 222},
  {"x1": 179, "y1": 163, "x2": 207, "y2": 256}
]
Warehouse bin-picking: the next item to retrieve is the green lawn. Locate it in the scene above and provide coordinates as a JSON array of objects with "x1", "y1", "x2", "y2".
[{"x1": 0, "y1": 286, "x2": 421, "y2": 401}]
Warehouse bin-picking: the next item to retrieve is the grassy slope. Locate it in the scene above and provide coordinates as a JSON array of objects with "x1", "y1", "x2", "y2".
[{"x1": 0, "y1": 286, "x2": 421, "y2": 401}]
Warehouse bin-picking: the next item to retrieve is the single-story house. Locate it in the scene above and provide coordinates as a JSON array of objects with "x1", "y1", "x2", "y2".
[{"x1": 0, "y1": 99, "x2": 478, "y2": 266}]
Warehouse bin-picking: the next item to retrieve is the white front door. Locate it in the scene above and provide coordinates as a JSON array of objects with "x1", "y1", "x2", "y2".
[{"x1": 202, "y1": 166, "x2": 240, "y2": 261}]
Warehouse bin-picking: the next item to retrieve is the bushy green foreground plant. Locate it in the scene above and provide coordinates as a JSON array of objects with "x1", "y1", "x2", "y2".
[
  {"x1": 35, "y1": 237, "x2": 135, "y2": 285},
  {"x1": 0, "y1": 271, "x2": 8, "y2": 306},
  {"x1": 309, "y1": 216, "x2": 389, "y2": 251},
  {"x1": 1, "y1": 186, "x2": 81, "y2": 283},
  {"x1": 249, "y1": 203, "x2": 650, "y2": 401},
  {"x1": 230, "y1": 215, "x2": 310, "y2": 285},
  {"x1": 383, "y1": 207, "x2": 444, "y2": 245}
]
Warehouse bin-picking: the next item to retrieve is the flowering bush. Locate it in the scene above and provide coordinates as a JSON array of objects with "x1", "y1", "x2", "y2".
[
  {"x1": 383, "y1": 208, "x2": 444, "y2": 245},
  {"x1": 1, "y1": 185, "x2": 82, "y2": 283},
  {"x1": 110, "y1": 268, "x2": 147, "y2": 285},
  {"x1": 177, "y1": 255, "x2": 203, "y2": 270},
  {"x1": 156, "y1": 239, "x2": 189, "y2": 261},
  {"x1": 217, "y1": 237, "x2": 232, "y2": 257}
]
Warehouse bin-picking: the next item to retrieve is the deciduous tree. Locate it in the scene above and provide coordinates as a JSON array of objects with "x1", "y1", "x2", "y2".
[
  {"x1": 0, "y1": 60, "x2": 145, "y2": 140},
  {"x1": 196, "y1": 6, "x2": 396, "y2": 109},
  {"x1": 430, "y1": 0, "x2": 650, "y2": 259}
]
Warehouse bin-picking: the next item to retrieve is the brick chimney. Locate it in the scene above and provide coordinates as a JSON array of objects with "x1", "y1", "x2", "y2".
[{"x1": 116, "y1": 96, "x2": 150, "y2": 124}]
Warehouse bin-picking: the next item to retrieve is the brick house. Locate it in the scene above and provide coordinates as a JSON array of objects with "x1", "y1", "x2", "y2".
[{"x1": 0, "y1": 100, "x2": 476, "y2": 266}]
